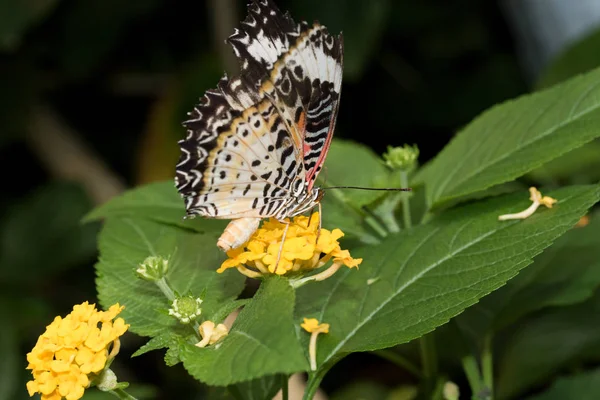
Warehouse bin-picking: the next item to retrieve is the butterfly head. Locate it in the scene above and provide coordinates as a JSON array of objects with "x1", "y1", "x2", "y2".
[{"x1": 282, "y1": 183, "x2": 323, "y2": 219}]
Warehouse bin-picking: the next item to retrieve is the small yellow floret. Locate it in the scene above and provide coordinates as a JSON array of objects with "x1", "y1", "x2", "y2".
[
  {"x1": 529, "y1": 187, "x2": 557, "y2": 208},
  {"x1": 576, "y1": 215, "x2": 590, "y2": 227},
  {"x1": 26, "y1": 302, "x2": 129, "y2": 400},
  {"x1": 196, "y1": 321, "x2": 229, "y2": 348},
  {"x1": 218, "y1": 212, "x2": 362, "y2": 279},
  {"x1": 301, "y1": 318, "x2": 330, "y2": 371},
  {"x1": 301, "y1": 318, "x2": 330, "y2": 334}
]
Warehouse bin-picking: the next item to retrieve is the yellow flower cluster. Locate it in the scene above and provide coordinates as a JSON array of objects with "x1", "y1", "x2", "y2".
[
  {"x1": 218, "y1": 212, "x2": 362, "y2": 277},
  {"x1": 26, "y1": 302, "x2": 129, "y2": 400}
]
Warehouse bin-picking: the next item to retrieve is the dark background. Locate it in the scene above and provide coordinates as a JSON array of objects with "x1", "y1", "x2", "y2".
[{"x1": 1, "y1": 0, "x2": 594, "y2": 398}]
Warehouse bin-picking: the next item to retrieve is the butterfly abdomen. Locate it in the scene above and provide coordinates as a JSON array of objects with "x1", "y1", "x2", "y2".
[{"x1": 217, "y1": 217, "x2": 261, "y2": 251}]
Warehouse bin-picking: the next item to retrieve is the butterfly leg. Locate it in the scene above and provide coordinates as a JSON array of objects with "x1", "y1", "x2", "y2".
[
  {"x1": 306, "y1": 203, "x2": 323, "y2": 243},
  {"x1": 274, "y1": 220, "x2": 290, "y2": 274},
  {"x1": 316, "y1": 202, "x2": 322, "y2": 243}
]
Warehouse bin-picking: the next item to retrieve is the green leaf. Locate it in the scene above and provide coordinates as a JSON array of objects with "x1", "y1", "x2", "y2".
[
  {"x1": 96, "y1": 217, "x2": 244, "y2": 337},
  {"x1": 206, "y1": 375, "x2": 284, "y2": 400},
  {"x1": 320, "y1": 193, "x2": 381, "y2": 245},
  {"x1": 0, "y1": 0, "x2": 59, "y2": 51},
  {"x1": 527, "y1": 140, "x2": 600, "y2": 184},
  {"x1": 422, "y1": 66, "x2": 600, "y2": 209},
  {"x1": 496, "y1": 294, "x2": 600, "y2": 399},
  {"x1": 178, "y1": 278, "x2": 308, "y2": 385},
  {"x1": 317, "y1": 140, "x2": 396, "y2": 244},
  {"x1": 525, "y1": 369, "x2": 600, "y2": 400},
  {"x1": 211, "y1": 299, "x2": 250, "y2": 326},
  {"x1": 164, "y1": 346, "x2": 181, "y2": 367},
  {"x1": 85, "y1": 181, "x2": 226, "y2": 234},
  {"x1": 320, "y1": 140, "x2": 392, "y2": 207},
  {"x1": 295, "y1": 185, "x2": 599, "y2": 395},
  {"x1": 457, "y1": 214, "x2": 600, "y2": 338},
  {"x1": 132, "y1": 333, "x2": 176, "y2": 358},
  {"x1": 84, "y1": 181, "x2": 185, "y2": 223},
  {"x1": 228, "y1": 375, "x2": 284, "y2": 400},
  {"x1": 0, "y1": 182, "x2": 98, "y2": 283},
  {"x1": 537, "y1": 28, "x2": 600, "y2": 89}
]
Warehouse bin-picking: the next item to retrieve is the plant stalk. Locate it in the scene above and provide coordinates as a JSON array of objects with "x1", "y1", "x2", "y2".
[
  {"x1": 482, "y1": 334, "x2": 494, "y2": 398},
  {"x1": 108, "y1": 389, "x2": 137, "y2": 400},
  {"x1": 419, "y1": 332, "x2": 438, "y2": 397},
  {"x1": 400, "y1": 171, "x2": 412, "y2": 229},
  {"x1": 431, "y1": 377, "x2": 446, "y2": 400},
  {"x1": 155, "y1": 277, "x2": 176, "y2": 301},
  {"x1": 461, "y1": 354, "x2": 483, "y2": 397},
  {"x1": 281, "y1": 375, "x2": 289, "y2": 400},
  {"x1": 364, "y1": 214, "x2": 389, "y2": 238},
  {"x1": 419, "y1": 333, "x2": 437, "y2": 379}
]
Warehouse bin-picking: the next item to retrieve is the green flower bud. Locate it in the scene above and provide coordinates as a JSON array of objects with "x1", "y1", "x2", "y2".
[
  {"x1": 136, "y1": 256, "x2": 169, "y2": 282},
  {"x1": 95, "y1": 369, "x2": 118, "y2": 391},
  {"x1": 168, "y1": 295, "x2": 203, "y2": 324},
  {"x1": 383, "y1": 144, "x2": 419, "y2": 171}
]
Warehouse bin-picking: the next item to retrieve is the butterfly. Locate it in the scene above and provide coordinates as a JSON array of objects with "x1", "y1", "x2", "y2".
[{"x1": 175, "y1": 0, "x2": 343, "y2": 251}]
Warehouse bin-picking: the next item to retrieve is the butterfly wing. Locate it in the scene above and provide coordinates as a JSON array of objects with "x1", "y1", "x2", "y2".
[
  {"x1": 176, "y1": 88, "x2": 303, "y2": 219},
  {"x1": 290, "y1": 25, "x2": 343, "y2": 190},
  {"x1": 228, "y1": 1, "x2": 344, "y2": 190},
  {"x1": 175, "y1": 0, "x2": 343, "y2": 219}
]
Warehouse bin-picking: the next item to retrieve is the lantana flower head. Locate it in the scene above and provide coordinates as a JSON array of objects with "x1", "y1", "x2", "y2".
[
  {"x1": 218, "y1": 212, "x2": 362, "y2": 280},
  {"x1": 168, "y1": 295, "x2": 203, "y2": 324},
  {"x1": 26, "y1": 302, "x2": 129, "y2": 400}
]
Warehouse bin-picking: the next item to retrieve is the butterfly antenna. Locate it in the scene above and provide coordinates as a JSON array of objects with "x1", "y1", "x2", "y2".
[{"x1": 323, "y1": 186, "x2": 412, "y2": 191}]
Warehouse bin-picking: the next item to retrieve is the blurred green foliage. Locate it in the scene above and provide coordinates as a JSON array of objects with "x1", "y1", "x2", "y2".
[{"x1": 2, "y1": 0, "x2": 600, "y2": 399}]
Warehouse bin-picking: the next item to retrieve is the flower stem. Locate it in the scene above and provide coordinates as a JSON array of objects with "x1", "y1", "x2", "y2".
[
  {"x1": 431, "y1": 377, "x2": 446, "y2": 400},
  {"x1": 482, "y1": 334, "x2": 494, "y2": 398},
  {"x1": 281, "y1": 374, "x2": 289, "y2": 400},
  {"x1": 157, "y1": 277, "x2": 201, "y2": 338},
  {"x1": 155, "y1": 277, "x2": 176, "y2": 301},
  {"x1": 497, "y1": 201, "x2": 539, "y2": 220},
  {"x1": 364, "y1": 213, "x2": 389, "y2": 238},
  {"x1": 108, "y1": 388, "x2": 138, "y2": 400},
  {"x1": 290, "y1": 263, "x2": 342, "y2": 288},
  {"x1": 373, "y1": 349, "x2": 422, "y2": 378},
  {"x1": 400, "y1": 171, "x2": 412, "y2": 229},
  {"x1": 461, "y1": 354, "x2": 483, "y2": 397},
  {"x1": 419, "y1": 333, "x2": 437, "y2": 379},
  {"x1": 371, "y1": 187, "x2": 403, "y2": 233},
  {"x1": 308, "y1": 331, "x2": 320, "y2": 371},
  {"x1": 419, "y1": 333, "x2": 438, "y2": 397}
]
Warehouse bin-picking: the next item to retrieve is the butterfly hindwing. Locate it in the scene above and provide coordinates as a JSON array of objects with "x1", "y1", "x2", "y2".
[{"x1": 177, "y1": 94, "x2": 302, "y2": 219}]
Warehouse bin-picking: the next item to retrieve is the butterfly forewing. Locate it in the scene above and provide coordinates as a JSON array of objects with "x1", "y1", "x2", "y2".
[{"x1": 176, "y1": 0, "x2": 343, "y2": 223}]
